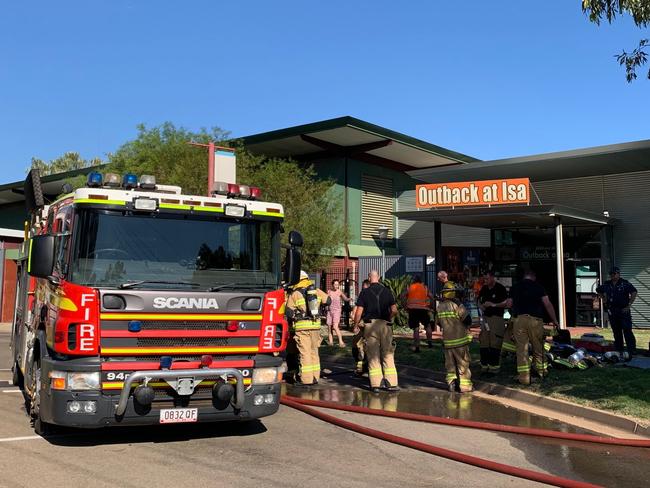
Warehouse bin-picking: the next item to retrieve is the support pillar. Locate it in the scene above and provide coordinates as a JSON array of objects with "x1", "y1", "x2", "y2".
[
  {"x1": 555, "y1": 218, "x2": 567, "y2": 329},
  {"x1": 434, "y1": 220, "x2": 442, "y2": 281}
]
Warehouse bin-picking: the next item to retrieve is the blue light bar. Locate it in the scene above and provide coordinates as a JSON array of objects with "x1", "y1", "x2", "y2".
[
  {"x1": 122, "y1": 173, "x2": 138, "y2": 190},
  {"x1": 127, "y1": 320, "x2": 142, "y2": 333},
  {"x1": 87, "y1": 172, "x2": 103, "y2": 188},
  {"x1": 160, "y1": 356, "x2": 173, "y2": 369}
]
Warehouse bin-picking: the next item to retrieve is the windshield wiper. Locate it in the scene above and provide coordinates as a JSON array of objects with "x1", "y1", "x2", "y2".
[
  {"x1": 118, "y1": 280, "x2": 202, "y2": 290},
  {"x1": 207, "y1": 282, "x2": 270, "y2": 292}
]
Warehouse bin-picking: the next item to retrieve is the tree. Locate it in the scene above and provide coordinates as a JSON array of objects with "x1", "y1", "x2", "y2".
[
  {"x1": 582, "y1": 0, "x2": 650, "y2": 82},
  {"x1": 29, "y1": 151, "x2": 103, "y2": 175},
  {"x1": 109, "y1": 122, "x2": 346, "y2": 271}
]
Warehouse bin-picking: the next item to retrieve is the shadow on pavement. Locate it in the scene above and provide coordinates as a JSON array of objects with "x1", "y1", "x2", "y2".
[{"x1": 41, "y1": 419, "x2": 267, "y2": 447}]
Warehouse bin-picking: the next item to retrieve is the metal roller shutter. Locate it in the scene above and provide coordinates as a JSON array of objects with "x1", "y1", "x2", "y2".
[{"x1": 361, "y1": 174, "x2": 394, "y2": 239}]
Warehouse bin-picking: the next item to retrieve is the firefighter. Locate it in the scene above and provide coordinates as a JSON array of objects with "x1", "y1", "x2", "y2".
[
  {"x1": 351, "y1": 279, "x2": 370, "y2": 376},
  {"x1": 436, "y1": 283, "x2": 473, "y2": 393},
  {"x1": 477, "y1": 270, "x2": 508, "y2": 373},
  {"x1": 403, "y1": 275, "x2": 435, "y2": 352},
  {"x1": 507, "y1": 270, "x2": 559, "y2": 385},
  {"x1": 285, "y1": 271, "x2": 331, "y2": 386},
  {"x1": 353, "y1": 270, "x2": 399, "y2": 393}
]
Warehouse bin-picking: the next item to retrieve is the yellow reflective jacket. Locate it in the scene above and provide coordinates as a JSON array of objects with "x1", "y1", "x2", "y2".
[
  {"x1": 436, "y1": 299, "x2": 472, "y2": 349},
  {"x1": 286, "y1": 279, "x2": 329, "y2": 331}
]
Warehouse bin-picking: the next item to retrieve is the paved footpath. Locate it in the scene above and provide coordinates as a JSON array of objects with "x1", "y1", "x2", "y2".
[{"x1": 0, "y1": 325, "x2": 647, "y2": 487}]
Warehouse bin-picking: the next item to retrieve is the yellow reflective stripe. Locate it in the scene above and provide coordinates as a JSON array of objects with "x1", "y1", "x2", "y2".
[
  {"x1": 100, "y1": 313, "x2": 261, "y2": 321},
  {"x1": 446, "y1": 373, "x2": 457, "y2": 381},
  {"x1": 517, "y1": 365, "x2": 530, "y2": 372},
  {"x1": 294, "y1": 324, "x2": 320, "y2": 330},
  {"x1": 101, "y1": 346, "x2": 259, "y2": 355},
  {"x1": 75, "y1": 198, "x2": 127, "y2": 206},
  {"x1": 544, "y1": 342, "x2": 551, "y2": 351},
  {"x1": 251, "y1": 211, "x2": 284, "y2": 218},
  {"x1": 383, "y1": 368, "x2": 397, "y2": 374},
  {"x1": 294, "y1": 299, "x2": 306, "y2": 305},
  {"x1": 502, "y1": 342, "x2": 517, "y2": 352},
  {"x1": 194, "y1": 206, "x2": 224, "y2": 213},
  {"x1": 443, "y1": 335, "x2": 472, "y2": 347},
  {"x1": 300, "y1": 364, "x2": 320, "y2": 372},
  {"x1": 27, "y1": 239, "x2": 33, "y2": 273},
  {"x1": 159, "y1": 203, "x2": 192, "y2": 211},
  {"x1": 368, "y1": 368, "x2": 382, "y2": 376},
  {"x1": 438, "y1": 311, "x2": 458, "y2": 318},
  {"x1": 459, "y1": 379, "x2": 472, "y2": 385}
]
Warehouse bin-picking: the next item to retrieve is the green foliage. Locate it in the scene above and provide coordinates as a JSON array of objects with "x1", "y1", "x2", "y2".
[
  {"x1": 582, "y1": 0, "x2": 650, "y2": 82},
  {"x1": 381, "y1": 275, "x2": 413, "y2": 328},
  {"x1": 29, "y1": 152, "x2": 103, "y2": 176},
  {"x1": 109, "y1": 122, "x2": 228, "y2": 196},
  {"x1": 107, "y1": 122, "x2": 346, "y2": 271}
]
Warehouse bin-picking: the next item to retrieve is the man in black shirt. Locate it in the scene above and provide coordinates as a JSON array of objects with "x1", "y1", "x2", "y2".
[
  {"x1": 354, "y1": 270, "x2": 399, "y2": 392},
  {"x1": 597, "y1": 267, "x2": 637, "y2": 358},
  {"x1": 477, "y1": 271, "x2": 508, "y2": 374},
  {"x1": 507, "y1": 270, "x2": 559, "y2": 385}
]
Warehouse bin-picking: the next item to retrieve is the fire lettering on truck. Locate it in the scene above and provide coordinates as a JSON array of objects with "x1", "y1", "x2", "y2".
[
  {"x1": 79, "y1": 293, "x2": 96, "y2": 351},
  {"x1": 261, "y1": 297, "x2": 277, "y2": 350},
  {"x1": 152, "y1": 297, "x2": 220, "y2": 309}
]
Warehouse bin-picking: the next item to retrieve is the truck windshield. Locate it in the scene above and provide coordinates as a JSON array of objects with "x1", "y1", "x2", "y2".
[{"x1": 70, "y1": 209, "x2": 280, "y2": 290}]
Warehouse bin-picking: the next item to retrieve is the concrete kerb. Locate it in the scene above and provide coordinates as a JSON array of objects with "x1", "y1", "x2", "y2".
[{"x1": 320, "y1": 353, "x2": 650, "y2": 438}]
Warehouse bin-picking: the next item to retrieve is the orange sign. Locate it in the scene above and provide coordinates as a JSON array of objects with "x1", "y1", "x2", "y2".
[{"x1": 416, "y1": 178, "x2": 530, "y2": 208}]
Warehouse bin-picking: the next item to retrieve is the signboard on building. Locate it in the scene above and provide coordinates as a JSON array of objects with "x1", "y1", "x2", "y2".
[
  {"x1": 416, "y1": 178, "x2": 530, "y2": 208},
  {"x1": 405, "y1": 256, "x2": 424, "y2": 273}
]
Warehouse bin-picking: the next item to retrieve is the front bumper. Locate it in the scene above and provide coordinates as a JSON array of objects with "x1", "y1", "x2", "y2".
[{"x1": 39, "y1": 382, "x2": 281, "y2": 428}]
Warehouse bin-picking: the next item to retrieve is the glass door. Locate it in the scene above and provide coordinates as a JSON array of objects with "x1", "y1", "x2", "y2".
[{"x1": 574, "y1": 259, "x2": 602, "y2": 327}]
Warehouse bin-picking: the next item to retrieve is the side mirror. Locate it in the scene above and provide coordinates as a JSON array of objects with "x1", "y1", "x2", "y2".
[
  {"x1": 28, "y1": 235, "x2": 55, "y2": 279},
  {"x1": 283, "y1": 248, "x2": 301, "y2": 286},
  {"x1": 288, "y1": 230, "x2": 303, "y2": 248}
]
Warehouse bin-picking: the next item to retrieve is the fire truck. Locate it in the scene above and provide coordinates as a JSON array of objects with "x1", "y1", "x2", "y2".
[{"x1": 10, "y1": 169, "x2": 303, "y2": 434}]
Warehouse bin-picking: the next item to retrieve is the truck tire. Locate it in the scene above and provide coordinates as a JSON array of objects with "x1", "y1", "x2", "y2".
[{"x1": 29, "y1": 360, "x2": 52, "y2": 436}]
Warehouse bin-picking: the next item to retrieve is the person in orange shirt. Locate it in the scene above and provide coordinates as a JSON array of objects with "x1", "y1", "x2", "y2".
[{"x1": 403, "y1": 275, "x2": 435, "y2": 353}]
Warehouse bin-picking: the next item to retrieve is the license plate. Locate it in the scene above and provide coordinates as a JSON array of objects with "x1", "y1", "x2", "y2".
[{"x1": 159, "y1": 408, "x2": 198, "y2": 424}]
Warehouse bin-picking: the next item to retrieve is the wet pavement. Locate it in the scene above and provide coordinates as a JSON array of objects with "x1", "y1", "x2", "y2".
[{"x1": 285, "y1": 364, "x2": 650, "y2": 488}]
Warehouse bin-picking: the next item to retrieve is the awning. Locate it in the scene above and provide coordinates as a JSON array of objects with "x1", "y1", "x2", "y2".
[
  {"x1": 394, "y1": 204, "x2": 611, "y2": 229},
  {"x1": 240, "y1": 116, "x2": 479, "y2": 170},
  {"x1": 408, "y1": 139, "x2": 650, "y2": 183}
]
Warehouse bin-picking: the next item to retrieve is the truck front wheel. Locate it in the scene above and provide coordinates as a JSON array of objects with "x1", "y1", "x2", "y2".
[{"x1": 29, "y1": 360, "x2": 52, "y2": 436}]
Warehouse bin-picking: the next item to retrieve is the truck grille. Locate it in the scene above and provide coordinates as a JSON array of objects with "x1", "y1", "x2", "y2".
[
  {"x1": 136, "y1": 337, "x2": 230, "y2": 347},
  {"x1": 136, "y1": 320, "x2": 229, "y2": 330}
]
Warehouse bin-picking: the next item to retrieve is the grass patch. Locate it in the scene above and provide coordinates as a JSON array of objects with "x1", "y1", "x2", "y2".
[{"x1": 321, "y1": 331, "x2": 650, "y2": 422}]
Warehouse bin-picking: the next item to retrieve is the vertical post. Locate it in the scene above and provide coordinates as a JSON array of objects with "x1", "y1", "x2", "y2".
[
  {"x1": 381, "y1": 242, "x2": 386, "y2": 279},
  {"x1": 207, "y1": 141, "x2": 215, "y2": 196},
  {"x1": 555, "y1": 217, "x2": 567, "y2": 329},
  {"x1": 434, "y1": 220, "x2": 442, "y2": 277}
]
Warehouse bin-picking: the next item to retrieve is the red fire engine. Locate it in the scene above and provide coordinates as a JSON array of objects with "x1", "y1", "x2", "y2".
[{"x1": 10, "y1": 169, "x2": 303, "y2": 433}]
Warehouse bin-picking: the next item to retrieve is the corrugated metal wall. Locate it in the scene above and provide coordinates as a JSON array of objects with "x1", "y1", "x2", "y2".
[
  {"x1": 361, "y1": 174, "x2": 394, "y2": 239},
  {"x1": 535, "y1": 171, "x2": 650, "y2": 327},
  {"x1": 396, "y1": 189, "x2": 490, "y2": 254}
]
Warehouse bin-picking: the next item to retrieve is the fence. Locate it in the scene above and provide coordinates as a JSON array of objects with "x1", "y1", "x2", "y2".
[{"x1": 358, "y1": 255, "x2": 429, "y2": 285}]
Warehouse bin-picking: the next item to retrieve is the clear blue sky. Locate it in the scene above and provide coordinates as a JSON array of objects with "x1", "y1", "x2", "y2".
[{"x1": 1, "y1": 1, "x2": 648, "y2": 182}]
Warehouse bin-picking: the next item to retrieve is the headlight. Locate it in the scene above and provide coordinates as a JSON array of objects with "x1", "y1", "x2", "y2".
[
  {"x1": 252, "y1": 366, "x2": 284, "y2": 385},
  {"x1": 67, "y1": 372, "x2": 101, "y2": 390}
]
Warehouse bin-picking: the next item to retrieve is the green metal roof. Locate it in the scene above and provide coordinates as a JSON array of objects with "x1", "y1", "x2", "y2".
[
  {"x1": 239, "y1": 116, "x2": 479, "y2": 168},
  {"x1": 0, "y1": 165, "x2": 107, "y2": 205}
]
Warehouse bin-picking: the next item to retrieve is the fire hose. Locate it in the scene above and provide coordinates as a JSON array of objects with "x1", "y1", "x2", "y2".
[
  {"x1": 280, "y1": 395, "x2": 647, "y2": 488},
  {"x1": 283, "y1": 396, "x2": 650, "y2": 448}
]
